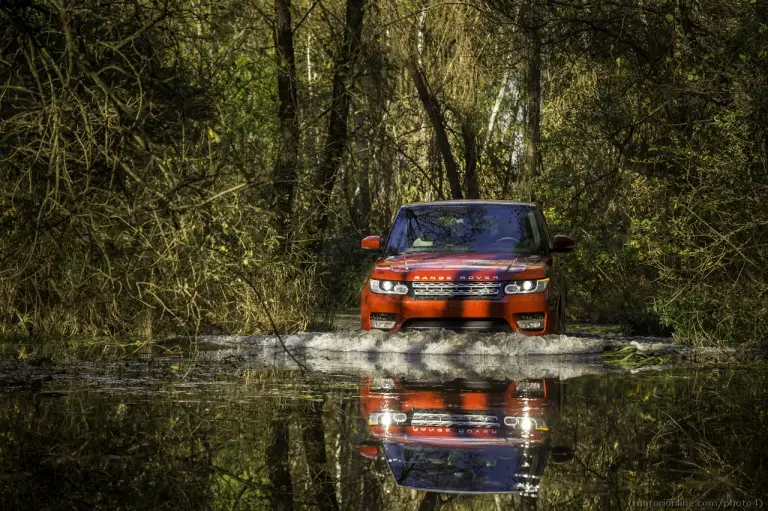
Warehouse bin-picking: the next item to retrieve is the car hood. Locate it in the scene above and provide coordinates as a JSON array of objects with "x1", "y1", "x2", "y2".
[{"x1": 370, "y1": 253, "x2": 549, "y2": 281}]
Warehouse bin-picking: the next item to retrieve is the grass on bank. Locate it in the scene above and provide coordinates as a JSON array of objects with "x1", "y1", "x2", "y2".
[{"x1": 0, "y1": 336, "x2": 194, "y2": 364}]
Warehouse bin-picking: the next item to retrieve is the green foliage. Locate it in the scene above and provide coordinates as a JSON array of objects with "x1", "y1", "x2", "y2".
[
  {"x1": 532, "y1": 0, "x2": 768, "y2": 344},
  {"x1": 0, "y1": 0, "x2": 314, "y2": 338}
]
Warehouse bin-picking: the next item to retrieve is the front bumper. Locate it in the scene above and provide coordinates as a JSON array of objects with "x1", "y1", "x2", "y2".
[{"x1": 361, "y1": 288, "x2": 553, "y2": 334}]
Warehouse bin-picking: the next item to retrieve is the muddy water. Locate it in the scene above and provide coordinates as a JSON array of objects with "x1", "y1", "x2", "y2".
[{"x1": 0, "y1": 334, "x2": 766, "y2": 510}]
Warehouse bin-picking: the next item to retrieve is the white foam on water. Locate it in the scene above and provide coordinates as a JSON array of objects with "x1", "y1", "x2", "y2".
[
  {"x1": 314, "y1": 353, "x2": 612, "y2": 380},
  {"x1": 193, "y1": 330, "x2": 695, "y2": 379},
  {"x1": 206, "y1": 330, "x2": 679, "y2": 356},
  {"x1": 196, "y1": 347, "x2": 611, "y2": 380}
]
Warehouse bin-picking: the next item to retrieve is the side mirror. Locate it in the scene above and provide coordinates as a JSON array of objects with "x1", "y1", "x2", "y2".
[
  {"x1": 550, "y1": 446, "x2": 575, "y2": 464},
  {"x1": 361, "y1": 236, "x2": 382, "y2": 251},
  {"x1": 551, "y1": 235, "x2": 575, "y2": 253},
  {"x1": 359, "y1": 441, "x2": 380, "y2": 459}
]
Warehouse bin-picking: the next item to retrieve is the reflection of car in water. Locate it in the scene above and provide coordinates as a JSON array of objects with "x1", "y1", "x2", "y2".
[
  {"x1": 358, "y1": 376, "x2": 573, "y2": 496},
  {"x1": 359, "y1": 201, "x2": 575, "y2": 334}
]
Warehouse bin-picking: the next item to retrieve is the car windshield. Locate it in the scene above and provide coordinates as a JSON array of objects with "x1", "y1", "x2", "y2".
[
  {"x1": 384, "y1": 204, "x2": 548, "y2": 255},
  {"x1": 383, "y1": 443, "x2": 546, "y2": 493}
]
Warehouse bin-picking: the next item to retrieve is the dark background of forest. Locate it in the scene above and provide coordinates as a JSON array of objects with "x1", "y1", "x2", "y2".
[{"x1": 1, "y1": 0, "x2": 766, "y2": 345}]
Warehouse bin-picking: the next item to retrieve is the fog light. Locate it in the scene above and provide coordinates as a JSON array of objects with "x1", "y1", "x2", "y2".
[
  {"x1": 368, "y1": 412, "x2": 408, "y2": 426},
  {"x1": 516, "y1": 313, "x2": 545, "y2": 331},
  {"x1": 370, "y1": 378, "x2": 396, "y2": 391},
  {"x1": 371, "y1": 313, "x2": 397, "y2": 330},
  {"x1": 515, "y1": 380, "x2": 544, "y2": 397}
]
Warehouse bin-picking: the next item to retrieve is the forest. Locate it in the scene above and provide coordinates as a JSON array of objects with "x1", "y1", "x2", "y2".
[{"x1": 1, "y1": 0, "x2": 766, "y2": 345}]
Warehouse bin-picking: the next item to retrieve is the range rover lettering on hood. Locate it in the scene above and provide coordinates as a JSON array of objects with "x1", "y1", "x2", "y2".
[
  {"x1": 412, "y1": 275, "x2": 501, "y2": 281},
  {"x1": 377, "y1": 263, "x2": 530, "y2": 271}
]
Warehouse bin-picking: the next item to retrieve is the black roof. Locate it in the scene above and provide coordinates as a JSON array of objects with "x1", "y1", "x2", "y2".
[{"x1": 404, "y1": 200, "x2": 537, "y2": 208}]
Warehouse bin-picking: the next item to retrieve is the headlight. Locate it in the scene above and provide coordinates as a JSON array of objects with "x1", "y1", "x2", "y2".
[
  {"x1": 370, "y1": 279, "x2": 408, "y2": 295},
  {"x1": 504, "y1": 278, "x2": 549, "y2": 295},
  {"x1": 370, "y1": 378, "x2": 396, "y2": 391},
  {"x1": 368, "y1": 412, "x2": 408, "y2": 426},
  {"x1": 504, "y1": 416, "x2": 548, "y2": 431}
]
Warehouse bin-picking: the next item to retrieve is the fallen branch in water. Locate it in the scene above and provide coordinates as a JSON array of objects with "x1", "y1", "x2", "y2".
[{"x1": 600, "y1": 344, "x2": 671, "y2": 369}]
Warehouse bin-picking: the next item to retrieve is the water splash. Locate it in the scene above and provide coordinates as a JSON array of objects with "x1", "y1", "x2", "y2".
[{"x1": 208, "y1": 330, "x2": 677, "y2": 356}]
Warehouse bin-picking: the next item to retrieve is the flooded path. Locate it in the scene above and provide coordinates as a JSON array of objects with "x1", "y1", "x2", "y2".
[{"x1": 0, "y1": 332, "x2": 765, "y2": 510}]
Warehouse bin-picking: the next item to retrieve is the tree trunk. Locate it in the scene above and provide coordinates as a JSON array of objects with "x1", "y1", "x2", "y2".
[
  {"x1": 308, "y1": 0, "x2": 366, "y2": 254},
  {"x1": 302, "y1": 399, "x2": 340, "y2": 511},
  {"x1": 267, "y1": 417, "x2": 294, "y2": 511},
  {"x1": 418, "y1": 492, "x2": 440, "y2": 511},
  {"x1": 406, "y1": 59, "x2": 463, "y2": 199},
  {"x1": 272, "y1": 0, "x2": 300, "y2": 249},
  {"x1": 354, "y1": 107, "x2": 372, "y2": 233},
  {"x1": 462, "y1": 117, "x2": 479, "y2": 199},
  {"x1": 485, "y1": 69, "x2": 513, "y2": 148},
  {"x1": 522, "y1": 24, "x2": 542, "y2": 200}
]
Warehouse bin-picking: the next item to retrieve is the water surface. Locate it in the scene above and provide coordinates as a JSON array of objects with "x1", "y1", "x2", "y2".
[{"x1": 1, "y1": 335, "x2": 765, "y2": 510}]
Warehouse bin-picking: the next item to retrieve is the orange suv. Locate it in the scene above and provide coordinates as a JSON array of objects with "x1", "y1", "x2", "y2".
[{"x1": 360, "y1": 201, "x2": 574, "y2": 334}]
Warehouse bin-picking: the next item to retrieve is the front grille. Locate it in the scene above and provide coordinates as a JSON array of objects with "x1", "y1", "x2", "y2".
[
  {"x1": 401, "y1": 319, "x2": 511, "y2": 332},
  {"x1": 411, "y1": 281, "x2": 502, "y2": 299},
  {"x1": 411, "y1": 412, "x2": 500, "y2": 428}
]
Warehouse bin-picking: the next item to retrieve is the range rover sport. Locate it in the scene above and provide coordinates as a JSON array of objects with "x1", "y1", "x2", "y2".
[{"x1": 359, "y1": 201, "x2": 574, "y2": 334}]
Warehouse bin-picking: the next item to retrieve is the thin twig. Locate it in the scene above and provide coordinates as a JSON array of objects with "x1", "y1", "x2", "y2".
[{"x1": 237, "y1": 270, "x2": 306, "y2": 373}]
